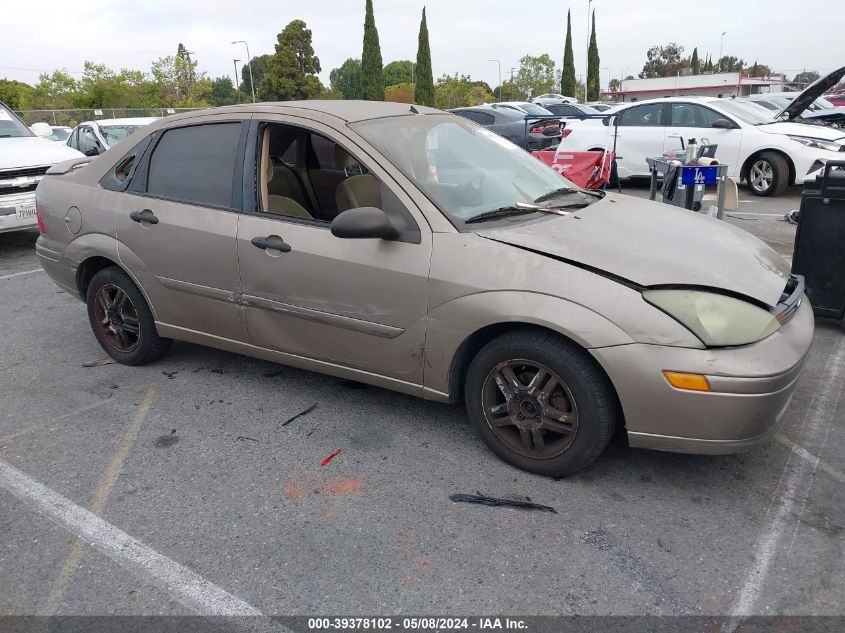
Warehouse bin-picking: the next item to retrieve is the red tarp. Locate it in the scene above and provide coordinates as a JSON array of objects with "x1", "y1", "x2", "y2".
[{"x1": 532, "y1": 150, "x2": 614, "y2": 190}]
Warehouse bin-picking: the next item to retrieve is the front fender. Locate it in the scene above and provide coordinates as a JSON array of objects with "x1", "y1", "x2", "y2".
[{"x1": 424, "y1": 290, "x2": 634, "y2": 397}]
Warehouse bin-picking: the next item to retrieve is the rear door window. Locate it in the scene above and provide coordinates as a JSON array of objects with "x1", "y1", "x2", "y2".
[
  {"x1": 618, "y1": 103, "x2": 665, "y2": 127},
  {"x1": 145, "y1": 122, "x2": 242, "y2": 208}
]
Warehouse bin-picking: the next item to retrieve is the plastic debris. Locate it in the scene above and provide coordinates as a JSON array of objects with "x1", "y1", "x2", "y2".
[
  {"x1": 82, "y1": 357, "x2": 116, "y2": 367},
  {"x1": 321, "y1": 448, "x2": 342, "y2": 466},
  {"x1": 281, "y1": 403, "x2": 317, "y2": 427},
  {"x1": 449, "y1": 492, "x2": 558, "y2": 514}
]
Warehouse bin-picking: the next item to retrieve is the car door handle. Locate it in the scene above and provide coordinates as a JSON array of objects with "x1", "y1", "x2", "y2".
[
  {"x1": 251, "y1": 236, "x2": 291, "y2": 253},
  {"x1": 129, "y1": 210, "x2": 159, "y2": 224},
  {"x1": 667, "y1": 132, "x2": 683, "y2": 138}
]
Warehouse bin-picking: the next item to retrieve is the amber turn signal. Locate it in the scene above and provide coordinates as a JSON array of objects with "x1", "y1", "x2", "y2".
[{"x1": 662, "y1": 371, "x2": 712, "y2": 392}]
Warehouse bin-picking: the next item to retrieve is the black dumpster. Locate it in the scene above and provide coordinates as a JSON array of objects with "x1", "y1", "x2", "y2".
[{"x1": 792, "y1": 160, "x2": 845, "y2": 328}]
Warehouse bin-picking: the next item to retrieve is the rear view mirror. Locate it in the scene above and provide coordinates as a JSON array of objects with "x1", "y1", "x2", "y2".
[
  {"x1": 711, "y1": 118, "x2": 737, "y2": 129},
  {"x1": 30, "y1": 122, "x2": 53, "y2": 137},
  {"x1": 331, "y1": 207, "x2": 398, "y2": 240}
]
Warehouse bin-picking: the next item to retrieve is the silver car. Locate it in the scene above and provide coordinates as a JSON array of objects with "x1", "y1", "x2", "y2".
[{"x1": 35, "y1": 101, "x2": 813, "y2": 476}]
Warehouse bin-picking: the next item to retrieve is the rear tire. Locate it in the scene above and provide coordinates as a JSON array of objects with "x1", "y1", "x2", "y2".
[
  {"x1": 748, "y1": 152, "x2": 789, "y2": 196},
  {"x1": 465, "y1": 331, "x2": 618, "y2": 477},
  {"x1": 86, "y1": 267, "x2": 171, "y2": 365}
]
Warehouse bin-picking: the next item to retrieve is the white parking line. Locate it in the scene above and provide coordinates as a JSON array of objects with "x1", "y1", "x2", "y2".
[
  {"x1": 0, "y1": 268, "x2": 43, "y2": 280},
  {"x1": 729, "y1": 336, "x2": 845, "y2": 620},
  {"x1": 0, "y1": 458, "x2": 262, "y2": 616}
]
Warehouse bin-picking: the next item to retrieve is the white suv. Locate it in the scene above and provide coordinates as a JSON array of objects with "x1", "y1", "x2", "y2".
[{"x1": 1, "y1": 103, "x2": 83, "y2": 233}]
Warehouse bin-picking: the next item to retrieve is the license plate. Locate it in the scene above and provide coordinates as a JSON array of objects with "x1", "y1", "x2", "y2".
[{"x1": 15, "y1": 201, "x2": 37, "y2": 220}]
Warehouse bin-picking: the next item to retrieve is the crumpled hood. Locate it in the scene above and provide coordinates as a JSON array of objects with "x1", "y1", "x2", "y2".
[
  {"x1": 479, "y1": 193, "x2": 790, "y2": 307},
  {"x1": 0, "y1": 137, "x2": 83, "y2": 170},
  {"x1": 776, "y1": 65, "x2": 845, "y2": 121}
]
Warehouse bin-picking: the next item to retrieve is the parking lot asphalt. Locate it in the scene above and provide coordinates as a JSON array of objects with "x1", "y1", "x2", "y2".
[{"x1": 1, "y1": 185, "x2": 843, "y2": 620}]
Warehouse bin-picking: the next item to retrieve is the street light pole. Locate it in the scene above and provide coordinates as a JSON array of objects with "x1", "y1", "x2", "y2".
[
  {"x1": 488, "y1": 59, "x2": 502, "y2": 102},
  {"x1": 718, "y1": 32, "x2": 726, "y2": 73},
  {"x1": 232, "y1": 40, "x2": 255, "y2": 102},
  {"x1": 233, "y1": 59, "x2": 241, "y2": 101}
]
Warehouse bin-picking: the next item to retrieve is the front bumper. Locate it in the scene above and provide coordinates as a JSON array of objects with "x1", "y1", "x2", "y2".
[
  {"x1": 590, "y1": 296, "x2": 815, "y2": 454},
  {"x1": 0, "y1": 192, "x2": 37, "y2": 233},
  {"x1": 792, "y1": 149, "x2": 845, "y2": 185}
]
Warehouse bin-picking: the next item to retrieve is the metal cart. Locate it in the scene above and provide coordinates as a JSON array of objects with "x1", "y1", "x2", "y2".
[{"x1": 646, "y1": 157, "x2": 731, "y2": 219}]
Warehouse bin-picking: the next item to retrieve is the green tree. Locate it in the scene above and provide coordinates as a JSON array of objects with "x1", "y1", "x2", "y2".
[
  {"x1": 718, "y1": 56, "x2": 745, "y2": 72},
  {"x1": 31, "y1": 70, "x2": 79, "y2": 109},
  {"x1": 691, "y1": 47, "x2": 700, "y2": 75},
  {"x1": 515, "y1": 54, "x2": 556, "y2": 99},
  {"x1": 434, "y1": 74, "x2": 493, "y2": 109},
  {"x1": 258, "y1": 19, "x2": 323, "y2": 101},
  {"x1": 385, "y1": 83, "x2": 415, "y2": 103},
  {"x1": 414, "y1": 7, "x2": 434, "y2": 107},
  {"x1": 209, "y1": 76, "x2": 239, "y2": 105},
  {"x1": 608, "y1": 77, "x2": 621, "y2": 92},
  {"x1": 329, "y1": 58, "x2": 362, "y2": 99},
  {"x1": 241, "y1": 54, "x2": 271, "y2": 96},
  {"x1": 361, "y1": 0, "x2": 384, "y2": 100},
  {"x1": 639, "y1": 43, "x2": 685, "y2": 78},
  {"x1": 0, "y1": 79, "x2": 34, "y2": 110},
  {"x1": 384, "y1": 60, "x2": 414, "y2": 88},
  {"x1": 586, "y1": 10, "x2": 600, "y2": 101},
  {"x1": 561, "y1": 10, "x2": 576, "y2": 97},
  {"x1": 793, "y1": 70, "x2": 820, "y2": 86}
]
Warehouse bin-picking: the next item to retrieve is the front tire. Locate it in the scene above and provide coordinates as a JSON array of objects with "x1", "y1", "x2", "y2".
[
  {"x1": 465, "y1": 331, "x2": 618, "y2": 477},
  {"x1": 86, "y1": 267, "x2": 171, "y2": 365},
  {"x1": 748, "y1": 152, "x2": 789, "y2": 196}
]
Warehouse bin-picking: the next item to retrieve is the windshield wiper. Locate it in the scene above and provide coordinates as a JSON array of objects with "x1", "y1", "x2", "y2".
[
  {"x1": 464, "y1": 203, "x2": 542, "y2": 224},
  {"x1": 533, "y1": 186, "x2": 577, "y2": 203}
]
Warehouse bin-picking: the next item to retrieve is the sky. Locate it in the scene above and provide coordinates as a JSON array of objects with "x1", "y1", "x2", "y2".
[{"x1": 3, "y1": 0, "x2": 843, "y2": 92}]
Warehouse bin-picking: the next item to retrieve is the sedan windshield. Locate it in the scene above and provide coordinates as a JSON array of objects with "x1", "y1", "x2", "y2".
[
  {"x1": 0, "y1": 103, "x2": 34, "y2": 138},
  {"x1": 350, "y1": 114, "x2": 582, "y2": 223},
  {"x1": 100, "y1": 124, "x2": 144, "y2": 146},
  {"x1": 713, "y1": 100, "x2": 774, "y2": 125}
]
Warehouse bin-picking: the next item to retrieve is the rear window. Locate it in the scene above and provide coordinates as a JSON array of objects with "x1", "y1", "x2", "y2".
[{"x1": 146, "y1": 123, "x2": 242, "y2": 208}]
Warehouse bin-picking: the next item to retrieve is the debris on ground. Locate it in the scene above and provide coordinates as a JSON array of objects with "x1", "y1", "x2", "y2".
[
  {"x1": 236, "y1": 435, "x2": 259, "y2": 443},
  {"x1": 784, "y1": 209, "x2": 801, "y2": 224},
  {"x1": 281, "y1": 403, "x2": 317, "y2": 427},
  {"x1": 161, "y1": 370, "x2": 178, "y2": 379},
  {"x1": 657, "y1": 537, "x2": 672, "y2": 552},
  {"x1": 82, "y1": 357, "x2": 115, "y2": 367},
  {"x1": 449, "y1": 492, "x2": 558, "y2": 514},
  {"x1": 209, "y1": 368, "x2": 228, "y2": 374},
  {"x1": 321, "y1": 448, "x2": 342, "y2": 466}
]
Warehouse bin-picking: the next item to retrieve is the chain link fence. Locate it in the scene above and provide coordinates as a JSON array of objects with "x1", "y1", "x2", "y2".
[{"x1": 14, "y1": 108, "x2": 203, "y2": 127}]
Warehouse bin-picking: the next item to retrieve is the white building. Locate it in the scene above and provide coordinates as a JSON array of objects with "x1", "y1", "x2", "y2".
[{"x1": 606, "y1": 72, "x2": 785, "y2": 102}]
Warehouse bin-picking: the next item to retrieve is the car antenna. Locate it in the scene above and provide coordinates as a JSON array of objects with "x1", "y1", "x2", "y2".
[{"x1": 409, "y1": 105, "x2": 419, "y2": 114}]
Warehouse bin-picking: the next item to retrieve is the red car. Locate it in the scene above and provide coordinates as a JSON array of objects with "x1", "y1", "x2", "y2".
[{"x1": 827, "y1": 93, "x2": 845, "y2": 106}]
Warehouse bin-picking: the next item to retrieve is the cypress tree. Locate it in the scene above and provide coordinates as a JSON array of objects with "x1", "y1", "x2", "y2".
[
  {"x1": 561, "y1": 10, "x2": 576, "y2": 98},
  {"x1": 586, "y1": 10, "x2": 600, "y2": 101},
  {"x1": 414, "y1": 7, "x2": 434, "y2": 106},
  {"x1": 361, "y1": 0, "x2": 384, "y2": 100},
  {"x1": 691, "y1": 47, "x2": 700, "y2": 75}
]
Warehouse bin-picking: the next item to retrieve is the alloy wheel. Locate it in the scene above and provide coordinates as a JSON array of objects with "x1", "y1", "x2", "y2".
[
  {"x1": 480, "y1": 359, "x2": 579, "y2": 459},
  {"x1": 93, "y1": 284, "x2": 141, "y2": 353},
  {"x1": 750, "y1": 160, "x2": 774, "y2": 193}
]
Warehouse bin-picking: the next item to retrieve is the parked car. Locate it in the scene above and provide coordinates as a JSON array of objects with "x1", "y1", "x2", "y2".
[
  {"x1": 745, "y1": 93, "x2": 845, "y2": 127},
  {"x1": 533, "y1": 93, "x2": 578, "y2": 105},
  {"x1": 827, "y1": 93, "x2": 845, "y2": 107},
  {"x1": 449, "y1": 104, "x2": 562, "y2": 150},
  {"x1": 29, "y1": 124, "x2": 72, "y2": 142},
  {"x1": 66, "y1": 117, "x2": 158, "y2": 156},
  {"x1": 558, "y1": 66, "x2": 845, "y2": 196},
  {"x1": 543, "y1": 102, "x2": 602, "y2": 119},
  {"x1": 35, "y1": 100, "x2": 813, "y2": 476},
  {"x1": 0, "y1": 103, "x2": 83, "y2": 234}
]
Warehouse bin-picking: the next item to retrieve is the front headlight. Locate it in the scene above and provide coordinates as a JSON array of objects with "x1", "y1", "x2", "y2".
[
  {"x1": 788, "y1": 136, "x2": 844, "y2": 153},
  {"x1": 643, "y1": 290, "x2": 780, "y2": 347}
]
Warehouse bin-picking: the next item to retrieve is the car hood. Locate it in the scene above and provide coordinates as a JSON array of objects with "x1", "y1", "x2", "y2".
[
  {"x1": 775, "y1": 65, "x2": 845, "y2": 120},
  {"x1": 479, "y1": 193, "x2": 790, "y2": 307},
  {"x1": 0, "y1": 137, "x2": 84, "y2": 170},
  {"x1": 757, "y1": 120, "x2": 845, "y2": 141}
]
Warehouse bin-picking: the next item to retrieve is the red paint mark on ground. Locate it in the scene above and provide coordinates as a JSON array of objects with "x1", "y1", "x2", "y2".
[
  {"x1": 282, "y1": 478, "x2": 364, "y2": 498},
  {"x1": 413, "y1": 556, "x2": 429, "y2": 571},
  {"x1": 321, "y1": 448, "x2": 342, "y2": 466}
]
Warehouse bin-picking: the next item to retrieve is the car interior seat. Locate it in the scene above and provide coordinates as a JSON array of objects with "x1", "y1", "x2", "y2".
[
  {"x1": 260, "y1": 129, "x2": 312, "y2": 219},
  {"x1": 334, "y1": 146, "x2": 382, "y2": 212},
  {"x1": 679, "y1": 108, "x2": 696, "y2": 126}
]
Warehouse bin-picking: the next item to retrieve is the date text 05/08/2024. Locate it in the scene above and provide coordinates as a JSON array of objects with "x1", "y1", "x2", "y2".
[{"x1": 307, "y1": 617, "x2": 528, "y2": 631}]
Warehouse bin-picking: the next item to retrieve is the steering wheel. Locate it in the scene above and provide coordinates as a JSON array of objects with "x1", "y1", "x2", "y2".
[{"x1": 457, "y1": 171, "x2": 488, "y2": 205}]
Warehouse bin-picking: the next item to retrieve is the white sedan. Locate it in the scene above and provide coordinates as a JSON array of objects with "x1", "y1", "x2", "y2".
[{"x1": 558, "y1": 96, "x2": 845, "y2": 196}]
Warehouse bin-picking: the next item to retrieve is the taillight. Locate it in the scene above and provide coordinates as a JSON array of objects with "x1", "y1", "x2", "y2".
[
  {"x1": 529, "y1": 124, "x2": 545, "y2": 134},
  {"x1": 36, "y1": 203, "x2": 46, "y2": 233}
]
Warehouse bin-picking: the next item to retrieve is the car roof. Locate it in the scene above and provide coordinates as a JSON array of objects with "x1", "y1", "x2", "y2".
[
  {"x1": 161, "y1": 101, "x2": 443, "y2": 125},
  {"x1": 79, "y1": 117, "x2": 159, "y2": 126}
]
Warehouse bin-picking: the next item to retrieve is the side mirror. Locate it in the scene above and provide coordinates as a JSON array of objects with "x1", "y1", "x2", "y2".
[
  {"x1": 711, "y1": 118, "x2": 737, "y2": 129},
  {"x1": 84, "y1": 146, "x2": 101, "y2": 157},
  {"x1": 331, "y1": 207, "x2": 398, "y2": 241},
  {"x1": 30, "y1": 122, "x2": 53, "y2": 137}
]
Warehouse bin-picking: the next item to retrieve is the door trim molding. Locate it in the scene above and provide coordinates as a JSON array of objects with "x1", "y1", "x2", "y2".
[
  {"x1": 240, "y1": 293, "x2": 404, "y2": 339},
  {"x1": 158, "y1": 277, "x2": 236, "y2": 303}
]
